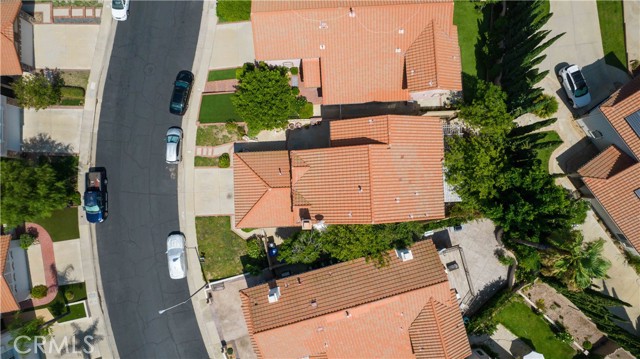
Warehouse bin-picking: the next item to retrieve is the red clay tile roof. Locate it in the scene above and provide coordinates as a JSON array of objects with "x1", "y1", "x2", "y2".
[
  {"x1": 234, "y1": 152, "x2": 295, "y2": 228},
  {"x1": 578, "y1": 145, "x2": 636, "y2": 179},
  {"x1": 410, "y1": 292, "x2": 472, "y2": 359},
  {"x1": 581, "y1": 161, "x2": 640, "y2": 251},
  {"x1": 234, "y1": 116, "x2": 445, "y2": 227},
  {"x1": 405, "y1": 21, "x2": 461, "y2": 92},
  {"x1": 251, "y1": 0, "x2": 451, "y2": 13},
  {"x1": 240, "y1": 240, "x2": 471, "y2": 359},
  {"x1": 1, "y1": 234, "x2": 19, "y2": 313},
  {"x1": 251, "y1": 1, "x2": 460, "y2": 105},
  {"x1": 0, "y1": 0, "x2": 22, "y2": 76},
  {"x1": 599, "y1": 76, "x2": 640, "y2": 159},
  {"x1": 301, "y1": 58, "x2": 322, "y2": 88}
]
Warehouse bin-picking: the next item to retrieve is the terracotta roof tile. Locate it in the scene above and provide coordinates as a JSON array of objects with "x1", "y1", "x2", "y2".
[
  {"x1": 600, "y1": 76, "x2": 640, "y2": 159},
  {"x1": 410, "y1": 292, "x2": 472, "y2": 359},
  {"x1": 0, "y1": 0, "x2": 22, "y2": 76},
  {"x1": 251, "y1": 0, "x2": 451, "y2": 13},
  {"x1": 234, "y1": 116, "x2": 445, "y2": 227},
  {"x1": 301, "y1": 58, "x2": 322, "y2": 88},
  {"x1": 251, "y1": 1, "x2": 460, "y2": 105},
  {"x1": 583, "y1": 162, "x2": 640, "y2": 251},
  {"x1": 578, "y1": 145, "x2": 636, "y2": 179},
  {"x1": 241, "y1": 240, "x2": 470, "y2": 358},
  {"x1": 1, "y1": 234, "x2": 19, "y2": 313}
]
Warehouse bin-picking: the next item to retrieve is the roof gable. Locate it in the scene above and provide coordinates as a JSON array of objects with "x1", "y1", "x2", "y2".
[
  {"x1": 578, "y1": 145, "x2": 636, "y2": 179},
  {"x1": 600, "y1": 76, "x2": 640, "y2": 159},
  {"x1": 0, "y1": 0, "x2": 22, "y2": 76}
]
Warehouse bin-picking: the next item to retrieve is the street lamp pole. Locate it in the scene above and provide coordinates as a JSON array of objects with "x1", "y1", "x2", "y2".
[{"x1": 158, "y1": 282, "x2": 209, "y2": 315}]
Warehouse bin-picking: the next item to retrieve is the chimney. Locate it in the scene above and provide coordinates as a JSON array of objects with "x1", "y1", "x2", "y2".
[
  {"x1": 395, "y1": 248, "x2": 414, "y2": 262},
  {"x1": 268, "y1": 286, "x2": 281, "y2": 303}
]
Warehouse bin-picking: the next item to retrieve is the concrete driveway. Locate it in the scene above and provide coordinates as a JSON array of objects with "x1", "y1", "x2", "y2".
[
  {"x1": 210, "y1": 22, "x2": 255, "y2": 70},
  {"x1": 23, "y1": 108, "x2": 83, "y2": 154},
  {"x1": 539, "y1": 1, "x2": 630, "y2": 116},
  {"x1": 34, "y1": 24, "x2": 99, "y2": 69},
  {"x1": 194, "y1": 168, "x2": 234, "y2": 216}
]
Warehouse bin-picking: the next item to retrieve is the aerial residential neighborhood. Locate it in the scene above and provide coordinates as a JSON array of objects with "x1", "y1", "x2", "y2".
[{"x1": 0, "y1": 0, "x2": 639, "y2": 358}]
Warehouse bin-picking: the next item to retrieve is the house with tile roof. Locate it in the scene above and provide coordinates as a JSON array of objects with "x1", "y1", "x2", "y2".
[
  {"x1": 1, "y1": 234, "x2": 31, "y2": 314},
  {"x1": 240, "y1": 239, "x2": 471, "y2": 359},
  {"x1": 576, "y1": 76, "x2": 640, "y2": 254},
  {"x1": 250, "y1": 0, "x2": 461, "y2": 107},
  {"x1": 0, "y1": 0, "x2": 34, "y2": 77},
  {"x1": 234, "y1": 115, "x2": 446, "y2": 228}
]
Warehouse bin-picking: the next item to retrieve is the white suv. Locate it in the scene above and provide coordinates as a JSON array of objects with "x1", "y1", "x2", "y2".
[
  {"x1": 111, "y1": 0, "x2": 129, "y2": 21},
  {"x1": 558, "y1": 65, "x2": 591, "y2": 108}
]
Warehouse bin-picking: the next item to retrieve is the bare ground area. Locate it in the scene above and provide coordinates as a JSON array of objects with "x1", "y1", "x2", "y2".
[{"x1": 522, "y1": 282, "x2": 604, "y2": 346}]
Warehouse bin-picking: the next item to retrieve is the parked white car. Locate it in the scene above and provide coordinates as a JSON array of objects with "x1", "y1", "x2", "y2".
[
  {"x1": 111, "y1": 0, "x2": 129, "y2": 21},
  {"x1": 558, "y1": 64, "x2": 591, "y2": 108},
  {"x1": 165, "y1": 127, "x2": 183, "y2": 164},
  {"x1": 166, "y1": 233, "x2": 187, "y2": 280}
]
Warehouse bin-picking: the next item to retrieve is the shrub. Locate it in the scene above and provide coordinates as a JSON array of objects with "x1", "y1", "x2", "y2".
[
  {"x1": 292, "y1": 87, "x2": 300, "y2": 96},
  {"x1": 531, "y1": 94, "x2": 559, "y2": 118},
  {"x1": 582, "y1": 340, "x2": 592, "y2": 350},
  {"x1": 20, "y1": 233, "x2": 37, "y2": 250},
  {"x1": 535, "y1": 298, "x2": 546, "y2": 312},
  {"x1": 466, "y1": 287, "x2": 514, "y2": 335},
  {"x1": 556, "y1": 330, "x2": 574, "y2": 344},
  {"x1": 226, "y1": 347, "x2": 234, "y2": 355},
  {"x1": 235, "y1": 67, "x2": 244, "y2": 79},
  {"x1": 623, "y1": 250, "x2": 640, "y2": 275},
  {"x1": 290, "y1": 67, "x2": 299, "y2": 75},
  {"x1": 496, "y1": 250, "x2": 516, "y2": 266},
  {"x1": 31, "y1": 285, "x2": 48, "y2": 299},
  {"x1": 218, "y1": 153, "x2": 230, "y2": 168},
  {"x1": 49, "y1": 300, "x2": 66, "y2": 317},
  {"x1": 246, "y1": 237, "x2": 264, "y2": 259},
  {"x1": 12, "y1": 69, "x2": 63, "y2": 110},
  {"x1": 65, "y1": 291, "x2": 75, "y2": 301}
]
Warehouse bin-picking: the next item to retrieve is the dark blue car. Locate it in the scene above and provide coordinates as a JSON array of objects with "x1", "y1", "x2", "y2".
[
  {"x1": 170, "y1": 70, "x2": 194, "y2": 115},
  {"x1": 83, "y1": 167, "x2": 108, "y2": 223}
]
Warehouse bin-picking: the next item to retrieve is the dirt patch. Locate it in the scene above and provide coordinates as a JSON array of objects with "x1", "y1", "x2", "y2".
[
  {"x1": 196, "y1": 123, "x2": 246, "y2": 147},
  {"x1": 523, "y1": 282, "x2": 604, "y2": 346},
  {"x1": 60, "y1": 70, "x2": 90, "y2": 91}
]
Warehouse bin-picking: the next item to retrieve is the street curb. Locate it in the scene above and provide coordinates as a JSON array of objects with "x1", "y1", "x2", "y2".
[
  {"x1": 178, "y1": 1, "x2": 223, "y2": 358},
  {"x1": 77, "y1": 4, "x2": 119, "y2": 358}
]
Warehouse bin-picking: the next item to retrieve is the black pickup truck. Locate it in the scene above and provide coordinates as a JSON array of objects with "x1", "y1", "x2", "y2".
[{"x1": 83, "y1": 167, "x2": 108, "y2": 223}]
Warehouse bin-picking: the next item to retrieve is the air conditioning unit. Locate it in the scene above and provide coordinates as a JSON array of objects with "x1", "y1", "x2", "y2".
[
  {"x1": 268, "y1": 287, "x2": 281, "y2": 303},
  {"x1": 395, "y1": 248, "x2": 413, "y2": 261}
]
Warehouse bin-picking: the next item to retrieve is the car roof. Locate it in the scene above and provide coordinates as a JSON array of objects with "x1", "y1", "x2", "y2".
[
  {"x1": 166, "y1": 127, "x2": 183, "y2": 137},
  {"x1": 166, "y1": 233, "x2": 185, "y2": 250}
]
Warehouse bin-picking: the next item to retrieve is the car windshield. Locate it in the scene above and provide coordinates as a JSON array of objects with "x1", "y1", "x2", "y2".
[
  {"x1": 166, "y1": 135, "x2": 180, "y2": 143},
  {"x1": 175, "y1": 81, "x2": 189, "y2": 89},
  {"x1": 570, "y1": 71, "x2": 589, "y2": 97},
  {"x1": 112, "y1": 0, "x2": 124, "y2": 10},
  {"x1": 84, "y1": 204, "x2": 101, "y2": 214}
]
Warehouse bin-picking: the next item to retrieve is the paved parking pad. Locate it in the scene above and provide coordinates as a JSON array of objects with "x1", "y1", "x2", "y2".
[{"x1": 194, "y1": 168, "x2": 234, "y2": 216}]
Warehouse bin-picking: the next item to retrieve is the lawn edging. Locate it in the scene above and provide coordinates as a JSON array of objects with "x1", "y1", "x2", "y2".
[{"x1": 56, "y1": 300, "x2": 89, "y2": 324}]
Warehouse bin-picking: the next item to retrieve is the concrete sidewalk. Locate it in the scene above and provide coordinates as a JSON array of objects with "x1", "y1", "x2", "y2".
[
  {"x1": 178, "y1": 1, "x2": 225, "y2": 358},
  {"x1": 623, "y1": 0, "x2": 640, "y2": 69}
]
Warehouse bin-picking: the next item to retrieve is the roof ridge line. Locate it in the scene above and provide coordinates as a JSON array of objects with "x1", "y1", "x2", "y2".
[
  {"x1": 430, "y1": 20, "x2": 439, "y2": 89},
  {"x1": 236, "y1": 153, "x2": 272, "y2": 188},
  {"x1": 429, "y1": 297, "x2": 449, "y2": 359},
  {"x1": 236, "y1": 188, "x2": 271, "y2": 228}
]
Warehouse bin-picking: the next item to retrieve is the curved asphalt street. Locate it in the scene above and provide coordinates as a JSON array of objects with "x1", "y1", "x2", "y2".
[{"x1": 95, "y1": 2, "x2": 208, "y2": 357}]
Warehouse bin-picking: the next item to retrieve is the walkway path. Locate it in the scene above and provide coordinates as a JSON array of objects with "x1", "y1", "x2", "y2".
[
  {"x1": 623, "y1": 1, "x2": 640, "y2": 70},
  {"x1": 204, "y1": 79, "x2": 237, "y2": 93},
  {"x1": 195, "y1": 143, "x2": 232, "y2": 157},
  {"x1": 20, "y1": 223, "x2": 58, "y2": 309}
]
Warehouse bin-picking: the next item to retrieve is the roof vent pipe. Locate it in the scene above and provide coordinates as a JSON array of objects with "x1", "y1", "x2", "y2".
[
  {"x1": 268, "y1": 286, "x2": 281, "y2": 303},
  {"x1": 349, "y1": 7, "x2": 355, "y2": 17}
]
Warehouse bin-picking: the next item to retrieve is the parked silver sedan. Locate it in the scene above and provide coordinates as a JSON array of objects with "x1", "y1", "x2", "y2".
[
  {"x1": 165, "y1": 127, "x2": 183, "y2": 164},
  {"x1": 166, "y1": 233, "x2": 187, "y2": 280}
]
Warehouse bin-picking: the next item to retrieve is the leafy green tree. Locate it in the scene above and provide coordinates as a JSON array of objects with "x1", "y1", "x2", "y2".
[
  {"x1": 541, "y1": 232, "x2": 611, "y2": 291},
  {"x1": 459, "y1": 81, "x2": 514, "y2": 134},
  {"x1": 0, "y1": 158, "x2": 67, "y2": 228},
  {"x1": 31, "y1": 285, "x2": 48, "y2": 299},
  {"x1": 278, "y1": 230, "x2": 323, "y2": 265},
  {"x1": 232, "y1": 62, "x2": 295, "y2": 134},
  {"x1": 12, "y1": 69, "x2": 63, "y2": 110},
  {"x1": 9, "y1": 316, "x2": 52, "y2": 352},
  {"x1": 19, "y1": 233, "x2": 36, "y2": 250}
]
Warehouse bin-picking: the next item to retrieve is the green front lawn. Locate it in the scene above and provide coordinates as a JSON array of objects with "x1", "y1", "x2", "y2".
[
  {"x1": 534, "y1": 130, "x2": 563, "y2": 171},
  {"x1": 216, "y1": 0, "x2": 251, "y2": 22},
  {"x1": 495, "y1": 298, "x2": 576, "y2": 358},
  {"x1": 35, "y1": 207, "x2": 79, "y2": 242},
  {"x1": 60, "y1": 86, "x2": 85, "y2": 107},
  {"x1": 453, "y1": 0, "x2": 487, "y2": 79},
  {"x1": 207, "y1": 68, "x2": 239, "y2": 82},
  {"x1": 196, "y1": 216, "x2": 250, "y2": 281},
  {"x1": 199, "y1": 94, "x2": 240, "y2": 123},
  {"x1": 596, "y1": 0, "x2": 628, "y2": 72},
  {"x1": 57, "y1": 302, "x2": 87, "y2": 323},
  {"x1": 195, "y1": 156, "x2": 219, "y2": 167}
]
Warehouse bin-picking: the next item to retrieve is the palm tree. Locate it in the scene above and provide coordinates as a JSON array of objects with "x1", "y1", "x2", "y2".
[{"x1": 541, "y1": 231, "x2": 611, "y2": 291}]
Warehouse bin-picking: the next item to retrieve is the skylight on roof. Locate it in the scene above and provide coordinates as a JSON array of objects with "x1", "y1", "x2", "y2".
[
  {"x1": 625, "y1": 110, "x2": 640, "y2": 139},
  {"x1": 635, "y1": 188, "x2": 640, "y2": 199}
]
